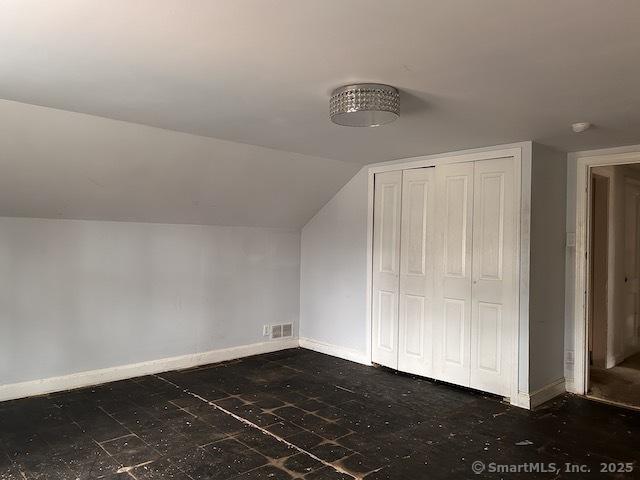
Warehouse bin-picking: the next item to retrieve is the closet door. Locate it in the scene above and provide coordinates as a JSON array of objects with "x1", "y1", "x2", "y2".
[
  {"x1": 372, "y1": 171, "x2": 402, "y2": 369},
  {"x1": 470, "y1": 157, "x2": 515, "y2": 396},
  {"x1": 398, "y1": 168, "x2": 435, "y2": 376},
  {"x1": 434, "y1": 162, "x2": 474, "y2": 387}
]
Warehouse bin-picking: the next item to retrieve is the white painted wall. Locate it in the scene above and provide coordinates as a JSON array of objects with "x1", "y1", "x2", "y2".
[
  {"x1": 528, "y1": 143, "x2": 567, "y2": 391},
  {"x1": 565, "y1": 156, "x2": 578, "y2": 384},
  {"x1": 299, "y1": 168, "x2": 369, "y2": 357},
  {"x1": 0, "y1": 217, "x2": 300, "y2": 386}
]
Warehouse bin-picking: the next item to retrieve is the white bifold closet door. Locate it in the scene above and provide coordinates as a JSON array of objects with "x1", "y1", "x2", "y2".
[
  {"x1": 432, "y1": 158, "x2": 515, "y2": 395},
  {"x1": 397, "y1": 168, "x2": 436, "y2": 377},
  {"x1": 469, "y1": 157, "x2": 515, "y2": 396},
  {"x1": 373, "y1": 168, "x2": 435, "y2": 374},
  {"x1": 372, "y1": 170, "x2": 402, "y2": 369},
  {"x1": 372, "y1": 157, "x2": 516, "y2": 397},
  {"x1": 433, "y1": 162, "x2": 474, "y2": 387}
]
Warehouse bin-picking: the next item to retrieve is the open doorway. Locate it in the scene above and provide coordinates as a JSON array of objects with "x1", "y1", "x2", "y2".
[{"x1": 587, "y1": 164, "x2": 640, "y2": 408}]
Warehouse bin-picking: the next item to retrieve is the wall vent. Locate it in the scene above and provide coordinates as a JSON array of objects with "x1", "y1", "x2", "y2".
[
  {"x1": 271, "y1": 323, "x2": 293, "y2": 339},
  {"x1": 282, "y1": 323, "x2": 293, "y2": 337}
]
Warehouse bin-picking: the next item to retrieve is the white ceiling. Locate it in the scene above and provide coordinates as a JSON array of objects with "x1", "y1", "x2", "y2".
[
  {"x1": 1, "y1": 1, "x2": 640, "y2": 229},
  {"x1": 0, "y1": 100, "x2": 358, "y2": 228},
  {"x1": 1, "y1": 0, "x2": 640, "y2": 164}
]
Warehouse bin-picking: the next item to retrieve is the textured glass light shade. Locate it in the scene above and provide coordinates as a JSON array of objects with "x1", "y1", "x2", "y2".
[{"x1": 330, "y1": 84, "x2": 399, "y2": 127}]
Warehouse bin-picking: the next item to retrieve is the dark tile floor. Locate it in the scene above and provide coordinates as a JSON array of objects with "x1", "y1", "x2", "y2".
[{"x1": 1, "y1": 349, "x2": 639, "y2": 479}]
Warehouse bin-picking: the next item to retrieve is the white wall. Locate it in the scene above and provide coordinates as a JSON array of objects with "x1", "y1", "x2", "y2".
[
  {"x1": 0, "y1": 217, "x2": 300, "y2": 386},
  {"x1": 528, "y1": 143, "x2": 567, "y2": 391},
  {"x1": 299, "y1": 168, "x2": 369, "y2": 357},
  {"x1": 565, "y1": 155, "x2": 578, "y2": 384}
]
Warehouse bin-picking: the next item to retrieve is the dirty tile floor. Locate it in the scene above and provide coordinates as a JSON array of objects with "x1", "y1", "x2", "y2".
[{"x1": 1, "y1": 349, "x2": 639, "y2": 479}]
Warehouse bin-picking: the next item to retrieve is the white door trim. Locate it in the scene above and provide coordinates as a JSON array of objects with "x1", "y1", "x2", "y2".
[
  {"x1": 365, "y1": 143, "x2": 526, "y2": 406},
  {"x1": 570, "y1": 149, "x2": 640, "y2": 395}
]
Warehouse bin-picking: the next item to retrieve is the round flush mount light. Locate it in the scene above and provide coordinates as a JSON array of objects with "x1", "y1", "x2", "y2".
[
  {"x1": 572, "y1": 122, "x2": 591, "y2": 133},
  {"x1": 330, "y1": 83, "x2": 400, "y2": 127}
]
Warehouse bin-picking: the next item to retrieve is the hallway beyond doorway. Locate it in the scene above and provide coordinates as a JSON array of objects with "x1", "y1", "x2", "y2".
[{"x1": 590, "y1": 352, "x2": 640, "y2": 409}]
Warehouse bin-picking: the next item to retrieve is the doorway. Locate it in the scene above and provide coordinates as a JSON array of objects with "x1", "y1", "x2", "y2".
[{"x1": 586, "y1": 164, "x2": 640, "y2": 409}]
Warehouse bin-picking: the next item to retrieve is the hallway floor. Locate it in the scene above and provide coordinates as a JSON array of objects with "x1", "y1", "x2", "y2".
[
  {"x1": 1, "y1": 349, "x2": 639, "y2": 479},
  {"x1": 590, "y1": 352, "x2": 640, "y2": 409}
]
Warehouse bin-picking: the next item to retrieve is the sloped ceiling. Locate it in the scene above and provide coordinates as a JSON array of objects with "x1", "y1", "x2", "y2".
[
  {"x1": 0, "y1": 100, "x2": 358, "y2": 228},
  {"x1": 1, "y1": 1, "x2": 640, "y2": 227},
  {"x1": 2, "y1": 0, "x2": 640, "y2": 164}
]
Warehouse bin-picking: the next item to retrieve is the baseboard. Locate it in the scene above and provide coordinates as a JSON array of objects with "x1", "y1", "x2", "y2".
[
  {"x1": 514, "y1": 378, "x2": 566, "y2": 410},
  {"x1": 0, "y1": 338, "x2": 299, "y2": 403},
  {"x1": 299, "y1": 337, "x2": 370, "y2": 365}
]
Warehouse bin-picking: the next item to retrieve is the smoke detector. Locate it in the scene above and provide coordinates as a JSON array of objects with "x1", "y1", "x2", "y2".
[{"x1": 572, "y1": 122, "x2": 591, "y2": 133}]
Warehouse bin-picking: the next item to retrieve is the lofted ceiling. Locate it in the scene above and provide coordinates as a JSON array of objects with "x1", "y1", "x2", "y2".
[
  {"x1": 0, "y1": 100, "x2": 358, "y2": 228},
  {"x1": 1, "y1": 0, "x2": 639, "y2": 164},
  {"x1": 1, "y1": 1, "x2": 640, "y2": 228}
]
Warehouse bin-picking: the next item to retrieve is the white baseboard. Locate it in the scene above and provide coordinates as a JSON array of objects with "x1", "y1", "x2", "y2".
[
  {"x1": 0, "y1": 338, "x2": 299, "y2": 402},
  {"x1": 299, "y1": 337, "x2": 370, "y2": 365},
  {"x1": 513, "y1": 378, "x2": 566, "y2": 410}
]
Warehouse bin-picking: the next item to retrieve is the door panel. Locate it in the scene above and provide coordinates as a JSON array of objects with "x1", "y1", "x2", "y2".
[
  {"x1": 372, "y1": 171, "x2": 402, "y2": 369},
  {"x1": 476, "y1": 302, "x2": 502, "y2": 373},
  {"x1": 403, "y1": 294, "x2": 425, "y2": 356},
  {"x1": 443, "y1": 299, "x2": 465, "y2": 364},
  {"x1": 477, "y1": 173, "x2": 504, "y2": 281},
  {"x1": 470, "y1": 157, "x2": 515, "y2": 396},
  {"x1": 434, "y1": 162, "x2": 474, "y2": 387},
  {"x1": 444, "y1": 176, "x2": 469, "y2": 278},
  {"x1": 398, "y1": 168, "x2": 435, "y2": 376},
  {"x1": 377, "y1": 290, "x2": 397, "y2": 351}
]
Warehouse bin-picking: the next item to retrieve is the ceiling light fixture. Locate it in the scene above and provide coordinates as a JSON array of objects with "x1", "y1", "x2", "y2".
[{"x1": 330, "y1": 83, "x2": 399, "y2": 127}]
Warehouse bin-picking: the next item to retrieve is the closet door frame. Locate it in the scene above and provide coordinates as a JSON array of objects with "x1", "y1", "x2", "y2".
[{"x1": 365, "y1": 145, "x2": 528, "y2": 408}]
